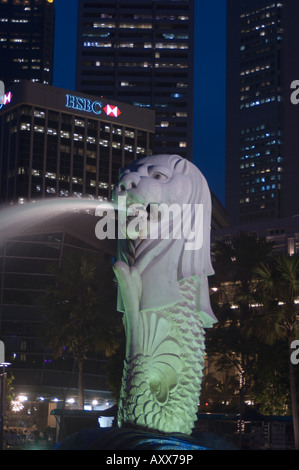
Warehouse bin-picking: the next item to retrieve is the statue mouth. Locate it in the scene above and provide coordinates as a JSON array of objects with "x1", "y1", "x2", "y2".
[
  {"x1": 120, "y1": 202, "x2": 163, "y2": 241},
  {"x1": 126, "y1": 202, "x2": 160, "y2": 222}
]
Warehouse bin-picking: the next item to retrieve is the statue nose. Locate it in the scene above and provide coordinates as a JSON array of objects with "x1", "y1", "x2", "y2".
[{"x1": 118, "y1": 172, "x2": 140, "y2": 191}]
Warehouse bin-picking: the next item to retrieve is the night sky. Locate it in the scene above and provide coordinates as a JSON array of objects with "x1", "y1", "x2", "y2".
[{"x1": 53, "y1": 0, "x2": 227, "y2": 205}]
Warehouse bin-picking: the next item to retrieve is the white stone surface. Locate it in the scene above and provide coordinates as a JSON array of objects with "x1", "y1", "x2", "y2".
[{"x1": 113, "y1": 154, "x2": 217, "y2": 434}]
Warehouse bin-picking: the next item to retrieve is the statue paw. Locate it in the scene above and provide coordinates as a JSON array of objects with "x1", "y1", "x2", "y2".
[{"x1": 113, "y1": 261, "x2": 142, "y2": 313}]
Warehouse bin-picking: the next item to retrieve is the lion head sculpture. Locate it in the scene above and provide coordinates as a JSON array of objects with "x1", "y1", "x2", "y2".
[{"x1": 113, "y1": 154, "x2": 217, "y2": 328}]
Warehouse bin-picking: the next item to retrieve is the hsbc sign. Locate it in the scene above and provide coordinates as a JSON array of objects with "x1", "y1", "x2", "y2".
[
  {"x1": 2, "y1": 92, "x2": 12, "y2": 106},
  {"x1": 104, "y1": 104, "x2": 121, "y2": 117},
  {"x1": 0, "y1": 80, "x2": 13, "y2": 110},
  {"x1": 66, "y1": 94, "x2": 121, "y2": 119},
  {"x1": 66, "y1": 94, "x2": 102, "y2": 115}
]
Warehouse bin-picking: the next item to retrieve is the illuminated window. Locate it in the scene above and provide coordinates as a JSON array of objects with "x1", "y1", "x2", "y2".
[
  {"x1": 20, "y1": 123, "x2": 31, "y2": 131},
  {"x1": 119, "y1": 23, "x2": 152, "y2": 29},
  {"x1": 73, "y1": 133, "x2": 84, "y2": 142},
  {"x1": 34, "y1": 110, "x2": 45, "y2": 118},
  {"x1": 34, "y1": 125, "x2": 44, "y2": 133},
  {"x1": 93, "y1": 22, "x2": 115, "y2": 29},
  {"x1": 83, "y1": 41, "x2": 112, "y2": 48},
  {"x1": 60, "y1": 130, "x2": 70, "y2": 139},
  {"x1": 46, "y1": 172, "x2": 56, "y2": 180},
  {"x1": 75, "y1": 119, "x2": 85, "y2": 127},
  {"x1": 47, "y1": 128, "x2": 58, "y2": 135},
  {"x1": 46, "y1": 187, "x2": 56, "y2": 194}
]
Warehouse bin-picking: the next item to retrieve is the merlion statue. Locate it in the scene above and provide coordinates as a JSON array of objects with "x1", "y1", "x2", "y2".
[{"x1": 112, "y1": 154, "x2": 217, "y2": 435}]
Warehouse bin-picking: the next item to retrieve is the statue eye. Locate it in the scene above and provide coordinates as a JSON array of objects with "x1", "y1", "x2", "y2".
[{"x1": 151, "y1": 172, "x2": 168, "y2": 181}]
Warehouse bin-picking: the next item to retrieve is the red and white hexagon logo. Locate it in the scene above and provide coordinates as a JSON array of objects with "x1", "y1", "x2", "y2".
[{"x1": 104, "y1": 104, "x2": 121, "y2": 117}]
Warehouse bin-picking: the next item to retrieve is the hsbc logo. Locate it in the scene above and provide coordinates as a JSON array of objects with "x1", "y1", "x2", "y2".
[
  {"x1": 66, "y1": 94, "x2": 102, "y2": 115},
  {"x1": 0, "y1": 81, "x2": 12, "y2": 110},
  {"x1": 65, "y1": 93, "x2": 122, "y2": 120},
  {"x1": 2, "y1": 91, "x2": 12, "y2": 105},
  {"x1": 104, "y1": 104, "x2": 121, "y2": 118}
]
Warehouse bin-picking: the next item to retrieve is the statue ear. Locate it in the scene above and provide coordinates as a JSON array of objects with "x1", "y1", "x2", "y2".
[{"x1": 174, "y1": 158, "x2": 188, "y2": 174}]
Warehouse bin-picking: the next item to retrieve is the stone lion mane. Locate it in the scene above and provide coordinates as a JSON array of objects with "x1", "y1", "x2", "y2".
[
  {"x1": 113, "y1": 155, "x2": 217, "y2": 434},
  {"x1": 114, "y1": 154, "x2": 216, "y2": 328}
]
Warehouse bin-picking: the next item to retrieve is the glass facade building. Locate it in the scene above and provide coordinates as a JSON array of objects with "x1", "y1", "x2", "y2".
[
  {"x1": 0, "y1": 227, "x2": 117, "y2": 411},
  {"x1": 0, "y1": 0, "x2": 55, "y2": 87},
  {"x1": 0, "y1": 80, "x2": 154, "y2": 418},
  {"x1": 226, "y1": 0, "x2": 299, "y2": 225},
  {"x1": 76, "y1": 0, "x2": 194, "y2": 160},
  {"x1": 0, "y1": 80, "x2": 155, "y2": 204}
]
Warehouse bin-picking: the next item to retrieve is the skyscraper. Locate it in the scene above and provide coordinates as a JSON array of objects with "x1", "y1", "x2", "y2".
[
  {"x1": 226, "y1": 0, "x2": 299, "y2": 226},
  {"x1": 0, "y1": 0, "x2": 55, "y2": 87},
  {"x1": 76, "y1": 0, "x2": 194, "y2": 160},
  {"x1": 0, "y1": 80, "x2": 155, "y2": 204},
  {"x1": 0, "y1": 79, "x2": 155, "y2": 418}
]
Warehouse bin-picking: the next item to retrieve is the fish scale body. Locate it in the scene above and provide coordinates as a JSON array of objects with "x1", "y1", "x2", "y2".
[{"x1": 118, "y1": 278, "x2": 206, "y2": 435}]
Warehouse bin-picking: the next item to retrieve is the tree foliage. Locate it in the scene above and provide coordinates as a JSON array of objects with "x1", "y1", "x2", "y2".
[
  {"x1": 208, "y1": 233, "x2": 299, "y2": 448},
  {"x1": 253, "y1": 253, "x2": 299, "y2": 448},
  {"x1": 207, "y1": 232, "x2": 275, "y2": 415},
  {"x1": 37, "y1": 248, "x2": 123, "y2": 408}
]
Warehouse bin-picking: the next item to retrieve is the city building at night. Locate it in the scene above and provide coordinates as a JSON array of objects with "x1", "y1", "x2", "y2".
[
  {"x1": 0, "y1": 80, "x2": 155, "y2": 204},
  {"x1": 213, "y1": 215, "x2": 299, "y2": 256},
  {"x1": 75, "y1": 0, "x2": 194, "y2": 160},
  {"x1": 0, "y1": 79, "x2": 155, "y2": 429},
  {"x1": 0, "y1": 210, "x2": 119, "y2": 428},
  {"x1": 226, "y1": 0, "x2": 299, "y2": 226},
  {"x1": 0, "y1": 0, "x2": 55, "y2": 88}
]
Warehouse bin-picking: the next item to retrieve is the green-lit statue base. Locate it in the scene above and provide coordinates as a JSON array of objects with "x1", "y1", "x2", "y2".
[{"x1": 54, "y1": 426, "x2": 235, "y2": 450}]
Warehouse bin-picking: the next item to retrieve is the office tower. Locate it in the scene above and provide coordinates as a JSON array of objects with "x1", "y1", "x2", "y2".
[
  {"x1": 0, "y1": 80, "x2": 155, "y2": 204},
  {"x1": 226, "y1": 0, "x2": 299, "y2": 226},
  {"x1": 76, "y1": 0, "x2": 194, "y2": 160},
  {"x1": 0, "y1": 0, "x2": 55, "y2": 87},
  {"x1": 0, "y1": 212, "x2": 118, "y2": 416},
  {"x1": 0, "y1": 80, "x2": 154, "y2": 418}
]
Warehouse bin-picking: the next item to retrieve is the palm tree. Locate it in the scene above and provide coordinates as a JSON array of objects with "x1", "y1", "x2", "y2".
[
  {"x1": 212, "y1": 231, "x2": 274, "y2": 287},
  {"x1": 254, "y1": 254, "x2": 299, "y2": 449},
  {"x1": 250, "y1": 339, "x2": 291, "y2": 416},
  {"x1": 200, "y1": 373, "x2": 240, "y2": 410},
  {"x1": 38, "y1": 248, "x2": 122, "y2": 409},
  {"x1": 209, "y1": 232, "x2": 274, "y2": 416}
]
